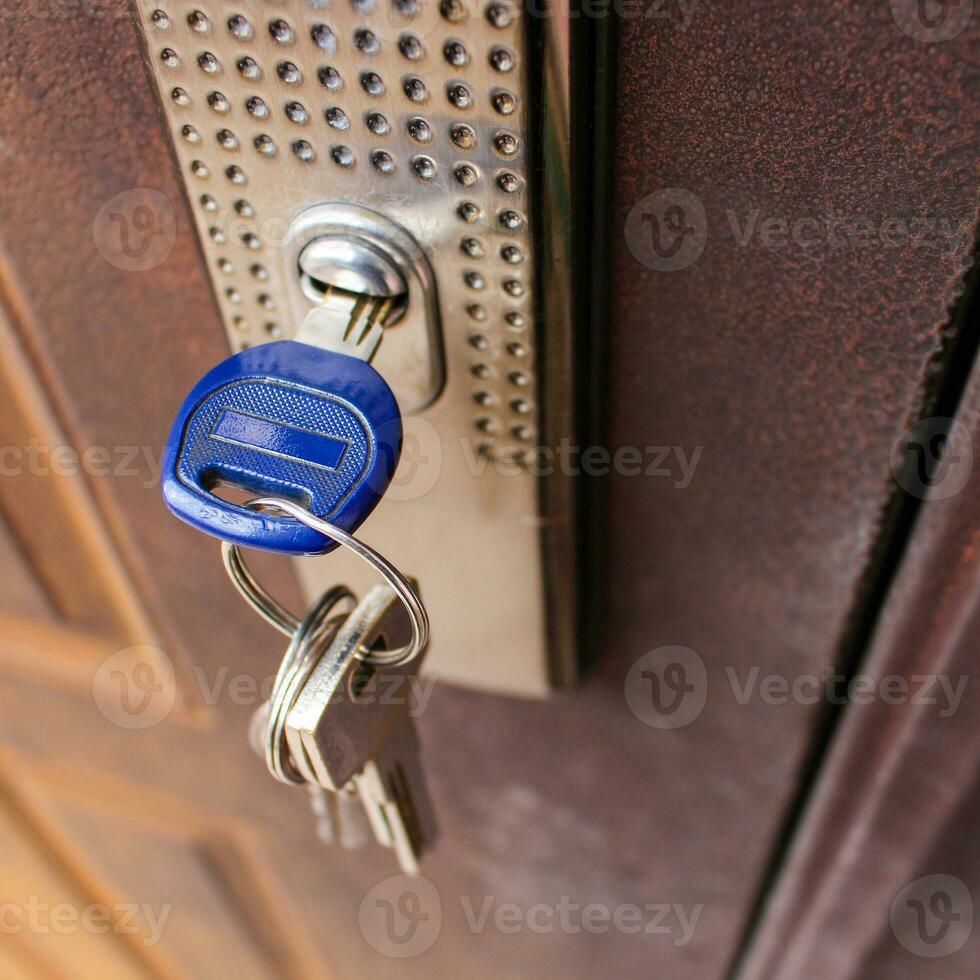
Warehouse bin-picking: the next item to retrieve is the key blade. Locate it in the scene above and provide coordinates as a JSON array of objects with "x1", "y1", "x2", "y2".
[
  {"x1": 248, "y1": 702, "x2": 270, "y2": 759},
  {"x1": 307, "y1": 783, "x2": 341, "y2": 845},
  {"x1": 295, "y1": 291, "x2": 390, "y2": 362},
  {"x1": 354, "y1": 713, "x2": 437, "y2": 875},
  {"x1": 335, "y1": 782, "x2": 371, "y2": 850},
  {"x1": 286, "y1": 583, "x2": 420, "y2": 791},
  {"x1": 356, "y1": 763, "x2": 396, "y2": 851}
]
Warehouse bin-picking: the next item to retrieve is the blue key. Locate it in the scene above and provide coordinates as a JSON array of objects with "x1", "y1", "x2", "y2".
[{"x1": 162, "y1": 293, "x2": 401, "y2": 555}]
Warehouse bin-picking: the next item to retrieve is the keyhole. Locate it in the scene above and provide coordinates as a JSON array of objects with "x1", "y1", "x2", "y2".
[{"x1": 297, "y1": 236, "x2": 408, "y2": 325}]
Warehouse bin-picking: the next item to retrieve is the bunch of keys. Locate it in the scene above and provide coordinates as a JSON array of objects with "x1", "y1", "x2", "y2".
[
  {"x1": 243, "y1": 571, "x2": 436, "y2": 874},
  {"x1": 161, "y1": 279, "x2": 436, "y2": 872}
]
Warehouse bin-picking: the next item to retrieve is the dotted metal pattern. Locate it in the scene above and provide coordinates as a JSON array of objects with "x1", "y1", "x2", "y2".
[{"x1": 137, "y1": 0, "x2": 537, "y2": 456}]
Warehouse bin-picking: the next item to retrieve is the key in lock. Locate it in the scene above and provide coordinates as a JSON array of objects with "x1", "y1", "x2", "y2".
[{"x1": 162, "y1": 208, "x2": 443, "y2": 554}]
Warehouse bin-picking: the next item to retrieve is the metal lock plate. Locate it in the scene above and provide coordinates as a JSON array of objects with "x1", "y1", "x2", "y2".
[{"x1": 137, "y1": 0, "x2": 581, "y2": 693}]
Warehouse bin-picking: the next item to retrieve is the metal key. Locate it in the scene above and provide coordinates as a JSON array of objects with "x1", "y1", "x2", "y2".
[
  {"x1": 286, "y1": 583, "x2": 437, "y2": 873},
  {"x1": 353, "y1": 714, "x2": 434, "y2": 874},
  {"x1": 162, "y1": 287, "x2": 402, "y2": 555},
  {"x1": 246, "y1": 583, "x2": 375, "y2": 852},
  {"x1": 249, "y1": 685, "x2": 370, "y2": 850},
  {"x1": 310, "y1": 782, "x2": 370, "y2": 850}
]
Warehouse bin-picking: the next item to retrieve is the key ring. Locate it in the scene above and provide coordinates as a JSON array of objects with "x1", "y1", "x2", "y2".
[
  {"x1": 264, "y1": 584, "x2": 354, "y2": 785},
  {"x1": 222, "y1": 540, "x2": 300, "y2": 637},
  {"x1": 221, "y1": 496, "x2": 429, "y2": 668}
]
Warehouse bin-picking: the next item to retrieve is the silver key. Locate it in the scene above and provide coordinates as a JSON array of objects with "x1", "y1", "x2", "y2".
[
  {"x1": 295, "y1": 286, "x2": 393, "y2": 363},
  {"x1": 286, "y1": 583, "x2": 437, "y2": 873},
  {"x1": 307, "y1": 782, "x2": 370, "y2": 849},
  {"x1": 353, "y1": 713, "x2": 435, "y2": 874},
  {"x1": 249, "y1": 676, "x2": 370, "y2": 850},
  {"x1": 306, "y1": 781, "x2": 341, "y2": 845}
]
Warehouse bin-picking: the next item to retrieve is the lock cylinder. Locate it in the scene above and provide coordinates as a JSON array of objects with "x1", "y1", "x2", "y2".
[
  {"x1": 284, "y1": 203, "x2": 444, "y2": 413},
  {"x1": 297, "y1": 236, "x2": 409, "y2": 327}
]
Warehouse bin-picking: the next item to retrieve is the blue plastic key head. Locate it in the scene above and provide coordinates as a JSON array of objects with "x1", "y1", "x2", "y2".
[{"x1": 162, "y1": 340, "x2": 402, "y2": 554}]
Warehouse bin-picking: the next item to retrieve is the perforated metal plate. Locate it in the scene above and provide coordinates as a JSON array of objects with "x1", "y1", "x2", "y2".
[{"x1": 137, "y1": 0, "x2": 577, "y2": 693}]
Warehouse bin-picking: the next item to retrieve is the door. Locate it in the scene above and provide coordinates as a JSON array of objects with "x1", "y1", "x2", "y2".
[{"x1": 0, "y1": 1, "x2": 977, "y2": 978}]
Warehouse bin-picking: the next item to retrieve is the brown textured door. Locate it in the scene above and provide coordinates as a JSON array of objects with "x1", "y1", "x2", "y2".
[{"x1": 0, "y1": 1, "x2": 978, "y2": 979}]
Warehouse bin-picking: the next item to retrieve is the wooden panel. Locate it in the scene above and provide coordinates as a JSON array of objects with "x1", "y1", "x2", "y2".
[
  {"x1": 0, "y1": 769, "x2": 161, "y2": 979},
  {"x1": 0, "y1": 300, "x2": 187, "y2": 709},
  {"x1": 0, "y1": 298, "x2": 152, "y2": 643},
  {"x1": 0, "y1": 515, "x2": 52, "y2": 621},
  {"x1": 24, "y1": 764, "x2": 323, "y2": 980}
]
